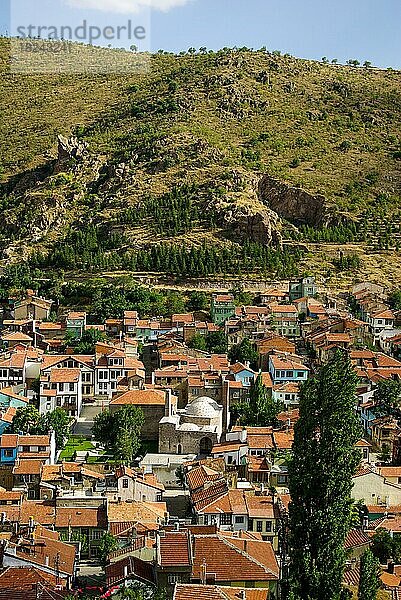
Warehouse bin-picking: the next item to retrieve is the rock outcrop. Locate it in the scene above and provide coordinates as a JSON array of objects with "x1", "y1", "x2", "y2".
[
  {"x1": 259, "y1": 175, "x2": 343, "y2": 228},
  {"x1": 54, "y1": 135, "x2": 89, "y2": 174},
  {"x1": 223, "y1": 204, "x2": 283, "y2": 247}
]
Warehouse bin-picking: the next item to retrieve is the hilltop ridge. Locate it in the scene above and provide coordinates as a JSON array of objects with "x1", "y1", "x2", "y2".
[{"x1": 1, "y1": 41, "x2": 401, "y2": 286}]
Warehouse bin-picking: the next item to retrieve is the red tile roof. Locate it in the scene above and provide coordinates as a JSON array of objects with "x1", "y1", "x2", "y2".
[
  {"x1": 0, "y1": 566, "x2": 59, "y2": 590},
  {"x1": 159, "y1": 531, "x2": 191, "y2": 567},
  {"x1": 174, "y1": 585, "x2": 269, "y2": 600},
  {"x1": 110, "y1": 389, "x2": 165, "y2": 406},
  {"x1": 191, "y1": 535, "x2": 279, "y2": 582},
  {"x1": 344, "y1": 528, "x2": 370, "y2": 550}
]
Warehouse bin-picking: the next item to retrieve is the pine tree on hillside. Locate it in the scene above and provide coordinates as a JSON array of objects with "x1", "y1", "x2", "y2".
[{"x1": 288, "y1": 350, "x2": 361, "y2": 600}]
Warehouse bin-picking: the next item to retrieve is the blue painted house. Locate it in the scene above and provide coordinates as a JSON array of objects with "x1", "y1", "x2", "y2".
[
  {"x1": 230, "y1": 363, "x2": 256, "y2": 388},
  {"x1": 269, "y1": 355, "x2": 309, "y2": 385},
  {"x1": 0, "y1": 434, "x2": 19, "y2": 464}
]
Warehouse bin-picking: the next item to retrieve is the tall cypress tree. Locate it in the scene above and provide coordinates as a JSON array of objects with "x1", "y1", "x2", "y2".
[
  {"x1": 358, "y1": 549, "x2": 380, "y2": 600},
  {"x1": 288, "y1": 351, "x2": 360, "y2": 600}
]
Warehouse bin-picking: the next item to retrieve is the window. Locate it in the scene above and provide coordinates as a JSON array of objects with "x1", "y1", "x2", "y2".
[
  {"x1": 235, "y1": 516, "x2": 245, "y2": 524},
  {"x1": 168, "y1": 575, "x2": 181, "y2": 584},
  {"x1": 69, "y1": 383, "x2": 74, "y2": 391},
  {"x1": 22, "y1": 446, "x2": 30, "y2": 453},
  {"x1": 59, "y1": 383, "x2": 64, "y2": 391},
  {"x1": 265, "y1": 521, "x2": 272, "y2": 532},
  {"x1": 4, "y1": 449, "x2": 13, "y2": 457},
  {"x1": 297, "y1": 371, "x2": 305, "y2": 378},
  {"x1": 286, "y1": 371, "x2": 293, "y2": 378},
  {"x1": 220, "y1": 513, "x2": 232, "y2": 525},
  {"x1": 256, "y1": 521, "x2": 263, "y2": 532},
  {"x1": 122, "y1": 479, "x2": 129, "y2": 489},
  {"x1": 56, "y1": 399, "x2": 62, "y2": 407}
]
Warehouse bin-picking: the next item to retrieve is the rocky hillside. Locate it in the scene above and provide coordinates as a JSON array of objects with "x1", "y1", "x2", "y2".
[{"x1": 1, "y1": 40, "x2": 401, "y2": 284}]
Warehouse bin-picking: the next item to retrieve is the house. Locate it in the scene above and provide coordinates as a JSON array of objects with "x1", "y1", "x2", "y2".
[
  {"x1": 0, "y1": 433, "x2": 56, "y2": 467},
  {"x1": 370, "y1": 416, "x2": 400, "y2": 454},
  {"x1": 10, "y1": 290, "x2": 53, "y2": 321},
  {"x1": 260, "y1": 288, "x2": 288, "y2": 305},
  {"x1": 367, "y1": 308, "x2": 395, "y2": 341},
  {"x1": 174, "y1": 584, "x2": 269, "y2": 600},
  {"x1": 40, "y1": 462, "x2": 106, "y2": 499},
  {"x1": 106, "y1": 466, "x2": 164, "y2": 503},
  {"x1": 194, "y1": 489, "x2": 280, "y2": 548},
  {"x1": 139, "y1": 453, "x2": 196, "y2": 489},
  {"x1": 1, "y1": 525, "x2": 76, "y2": 589},
  {"x1": 123, "y1": 311, "x2": 139, "y2": 335},
  {"x1": 270, "y1": 305, "x2": 300, "y2": 338},
  {"x1": 0, "y1": 499, "x2": 108, "y2": 559},
  {"x1": 355, "y1": 439, "x2": 372, "y2": 463},
  {"x1": 211, "y1": 294, "x2": 236, "y2": 325},
  {"x1": 352, "y1": 467, "x2": 401, "y2": 506},
  {"x1": 256, "y1": 333, "x2": 296, "y2": 371},
  {"x1": 289, "y1": 277, "x2": 317, "y2": 302},
  {"x1": 0, "y1": 331, "x2": 33, "y2": 350},
  {"x1": 107, "y1": 499, "x2": 168, "y2": 533},
  {"x1": 272, "y1": 382, "x2": 300, "y2": 409},
  {"x1": 66, "y1": 311, "x2": 86, "y2": 338},
  {"x1": 39, "y1": 368, "x2": 82, "y2": 417},
  {"x1": 344, "y1": 528, "x2": 370, "y2": 559},
  {"x1": 268, "y1": 355, "x2": 309, "y2": 385},
  {"x1": 0, "y1": 353, "x2": 26, "y2": 389},
  {"x1": 39, "y1": 354, "x2": 94, "y2": 405},
  {"x1": 0, "y1": 566, "x2": 68, "y2": 599},
  {"x1": 155, "y1": 531, "x2": 279, "y2": 595},
  {"x1": 110, "y1": 389, "x2": 175, "y2": 441},
  {"x1": 229, "y1": 363, "x2": 256, "y2": 388}
]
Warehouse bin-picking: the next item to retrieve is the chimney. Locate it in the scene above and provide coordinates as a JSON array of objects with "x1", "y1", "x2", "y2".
[
  {"x1": 388, "y1": 561, "x2": 395, "y2": 574},
  {"x1": 239, "y1": 592, "x2": 246, "y2": 600}
]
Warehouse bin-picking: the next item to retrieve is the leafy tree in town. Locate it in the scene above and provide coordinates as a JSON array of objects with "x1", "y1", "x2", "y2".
[
  {"x1": 374, "y1": 378, "x2": 401, "y2": 416},
  {"x1": 288, "y1": 351, "x2": 361, "y2": 600},
  {"x1": 378, "y1": 443, "x2": 391, "y2": 463},
  {"x1": 371, "y1": 528, "x2": 401, "y2": 563},
  {"x1": 92, "y1": 409, "x2": 116, "y2": 446},
  {"x1": 98, "y1": 532, "x2": 119, "y2": 568},
  {"x1": 234, "y1": 373, "x2": 281, "y2": 427},
  {"x1": 73, "y1": 328, "x2": 106, "y2": 354},
  {"x1": 228, "y1": 337, "x2": 259, "y2": 368},
  {"x1": 205, "y1": 331, "x2": 228, "y2": 354},
  {"x1": 358, "y1": 549, "x2": 380, "y2": 600},
  {"x1": 64, "y1": 330, "x2": 79, "y2": 346},
  {"x1": 92, "y1": 406, "x2": 144, "y2": 463},
  {"x1": 12, "y1": 405, "x2": 42, "y2": 434},
  {"x1": 187, "y1": 291, "x2": 209, "y2": 312},
  {"x1": 12, "y1": 406, "x2": 70, "y2": 450},
  {"x1": 42, "y1": 407, "x2": 71, "y2": 450},
  {"x1": 187, "y1": 333, "x2": 207, "y2": 352}
]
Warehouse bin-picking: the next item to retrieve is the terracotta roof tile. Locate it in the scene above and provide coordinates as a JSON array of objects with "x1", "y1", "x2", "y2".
[
  {"x1": 160, "y1": 531, "x2": 191, "y2": 567},
  {"x1": 191, "y1": 535, "x2": 279, "y2": 582},
  {"x1": 110, "y1": 389, "x2": 165, "y2": 406},
  {"x1": 174, "y1": 585, "x2": 269, "y2": 600}
]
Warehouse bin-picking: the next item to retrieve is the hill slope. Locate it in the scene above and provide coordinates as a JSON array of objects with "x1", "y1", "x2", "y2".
[{"x1": 1, "y1": 41, "x2": 401, "y2": 287}]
